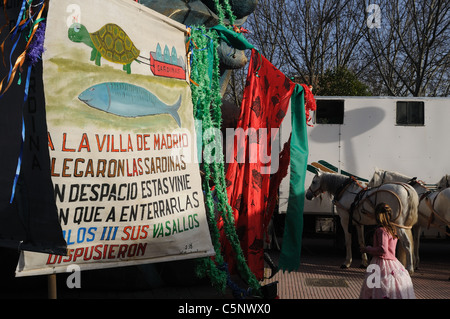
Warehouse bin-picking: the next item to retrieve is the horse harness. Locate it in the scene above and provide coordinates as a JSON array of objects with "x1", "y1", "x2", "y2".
[
  {"x1": 332, "y1": 177, "x2": 412, "y2": 230},
  {"x1": 406, "y1": 178, "x2": 450, "y2": 236},
  {"x1": 418, "y1": 189, "x2": 450, "y2": 236}
]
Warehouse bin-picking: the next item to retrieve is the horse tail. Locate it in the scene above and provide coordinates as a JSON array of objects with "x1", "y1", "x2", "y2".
[
  {"x1": 397, "y1": 228, "x2": 414, "y2": 268},
  {"x1": 397, "y1": 183, "x2": 419, "y2": 273},
  {"x1": 401, "y1": 183, "x2": 419, "y2": 227}
]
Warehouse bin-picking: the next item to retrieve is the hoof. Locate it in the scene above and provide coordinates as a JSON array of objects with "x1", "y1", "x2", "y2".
[{"x1": 340, "y1": 264, "x2": 349, "y2": 269}]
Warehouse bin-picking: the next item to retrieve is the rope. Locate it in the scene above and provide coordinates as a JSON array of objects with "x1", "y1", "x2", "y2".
[
  {"x1": 334, "y1": 180, "x2": 417, "y2": 230},
  {"x1": 423, "y1": 195, "x2": 450, "y2": 235}
]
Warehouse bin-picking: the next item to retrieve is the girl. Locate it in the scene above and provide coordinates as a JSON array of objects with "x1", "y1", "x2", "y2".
[{"x1": 359, "y1": 203, "x2": 416, "y2": 299}]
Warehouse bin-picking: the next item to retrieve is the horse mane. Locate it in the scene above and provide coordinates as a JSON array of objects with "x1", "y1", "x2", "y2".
[
  {"x1": 320, "y1": 172, "x2": 350, "y2": 194},
  {"x1": 368, "y1": 168, "x2": 413, "y2": 187},
  {"x1": 437, "y1": 174, "x2": 450, "y2": 189}
]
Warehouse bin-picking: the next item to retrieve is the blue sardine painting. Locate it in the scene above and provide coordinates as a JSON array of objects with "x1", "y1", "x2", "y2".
[{"x1": 78, "y1": 82, "x2": 181, "y2": 126}]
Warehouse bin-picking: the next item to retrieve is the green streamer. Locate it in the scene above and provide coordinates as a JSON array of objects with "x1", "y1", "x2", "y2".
[{"x1": 278, "y1": 85, "x2": 308, "y2": 272}]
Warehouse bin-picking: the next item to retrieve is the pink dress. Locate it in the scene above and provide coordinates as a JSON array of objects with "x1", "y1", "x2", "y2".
[{"x1": 359, "y1": 227, "x2": 416, "y2": 299}]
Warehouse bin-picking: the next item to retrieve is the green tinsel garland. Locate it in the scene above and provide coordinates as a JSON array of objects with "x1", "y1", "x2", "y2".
[
  {"x1": 187, "y1": 0, "x2": 261, "y2": 297},
  {"x1": 214, "y1": 0, "x2": 236, "y2": 26}
]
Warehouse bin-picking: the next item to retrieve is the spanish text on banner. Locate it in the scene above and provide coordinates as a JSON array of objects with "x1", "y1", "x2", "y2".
[{"x1": 16, "y1": 0, "x2": 214, "y2": 277}]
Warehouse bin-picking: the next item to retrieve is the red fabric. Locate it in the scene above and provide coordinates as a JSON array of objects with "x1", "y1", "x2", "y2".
[
  {"x1": 300, "y1": 84, "x2": 316, "y2": 126},
  {"x1": 220, "y1": 49, "x2": 295, "y2": 280}
]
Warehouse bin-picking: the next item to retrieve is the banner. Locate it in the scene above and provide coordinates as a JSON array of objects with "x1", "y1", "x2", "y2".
[{"x1": 16, "y1": 0, "x2": 214, "y2": 276}]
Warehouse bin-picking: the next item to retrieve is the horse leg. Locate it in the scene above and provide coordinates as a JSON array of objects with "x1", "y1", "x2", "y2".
[
  {"x1": 338, "y1": 213, "x2": 352, "y2": 268},
  {"x1": 412, "y1": 224, "x2": 421, "y2": 269},
  {"x1": 397, "y1": 228, "x2": 415, "y2": 274},
  {"x1": 356, "y1": 225, "x2": 368, "y2": 267}
]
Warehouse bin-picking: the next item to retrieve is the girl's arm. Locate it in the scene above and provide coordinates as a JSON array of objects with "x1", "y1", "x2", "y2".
[{"x1": 361, "y1": 228, "x2": 387, "y2": 256}]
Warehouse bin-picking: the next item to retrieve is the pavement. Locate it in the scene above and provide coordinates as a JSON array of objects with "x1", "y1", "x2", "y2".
[
  {"x1": 0, "y1": 237, "x2": 448, "y2": 300},
  {"x1": 263, "y1": 237, "x2": 450, "y2": 300}
]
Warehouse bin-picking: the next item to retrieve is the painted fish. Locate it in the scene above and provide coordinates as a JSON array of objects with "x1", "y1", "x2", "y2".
[{"x1": 78, "y1": 82, "x2": 182, "y2": 126}]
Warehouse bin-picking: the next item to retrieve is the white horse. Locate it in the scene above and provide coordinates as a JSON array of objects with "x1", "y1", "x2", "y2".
[
  {"x1": 369, "y1": 169, "x2": 450, "y2": 268},
  {"x1": 306, "y1": 171, "x2": 418, "y2": 273}
]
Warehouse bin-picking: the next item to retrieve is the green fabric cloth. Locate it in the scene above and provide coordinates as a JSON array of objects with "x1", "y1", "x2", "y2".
[
  {"x1": 210, "y1": 25, "x2": 254, "y2": 50},
  {"x1": 278, "y1": 84, "x2": 309, "y2": 272}
]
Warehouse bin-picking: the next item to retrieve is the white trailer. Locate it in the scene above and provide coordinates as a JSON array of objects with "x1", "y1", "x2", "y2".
[{"x1": 279, "y1": 96, "x2": 450, "y2": 239}]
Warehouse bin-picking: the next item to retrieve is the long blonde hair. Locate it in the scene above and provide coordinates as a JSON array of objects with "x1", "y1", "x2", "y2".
[{"x1": 375, "y1": 203, "x2": 398, "y2": 239}]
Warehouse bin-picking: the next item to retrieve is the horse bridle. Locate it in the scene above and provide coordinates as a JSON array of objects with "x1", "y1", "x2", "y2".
[{"x1": 307, "y1": 184, "x2": 324, "y2": 198}]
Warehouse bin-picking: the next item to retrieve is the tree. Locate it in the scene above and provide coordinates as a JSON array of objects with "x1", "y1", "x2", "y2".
[
  {"x1": 224, "y1": 0, "x2": 450, "y2": 100},
  {"x1": 361, "y1": 0, "x2": 450, "y2": 96},
  {"x1": 225, "y1": 0, "x2": 368, "y2": 101},
  {"x1": 223, "y1": 0, "x2": 290, "y2": 107},
  {"x1": 316, "y1": 66, "x2": 372, "y2": 96}
]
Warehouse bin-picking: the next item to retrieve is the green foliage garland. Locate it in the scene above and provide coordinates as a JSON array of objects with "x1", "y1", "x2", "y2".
[{"x1": 187, "y1": 1, "x2": 261, "y2": 297}]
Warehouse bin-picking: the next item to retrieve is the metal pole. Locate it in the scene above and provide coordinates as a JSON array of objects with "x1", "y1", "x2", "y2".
[{"x1": 48, "y1": 274, "x2": 57, "y2": 299}]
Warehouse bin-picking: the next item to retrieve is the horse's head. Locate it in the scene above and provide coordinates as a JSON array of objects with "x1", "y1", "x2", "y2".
[{"x1": 305, "y1": 171, "x2": 323, "y2": 200}]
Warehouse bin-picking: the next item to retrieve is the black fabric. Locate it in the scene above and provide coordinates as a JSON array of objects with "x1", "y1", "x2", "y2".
[
  {"x1": 0, "y1": 61, "x2": 66, "y2": 255},
  {"x1": 0, "y1": 5, "x2": 66, "y2": 254}
]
